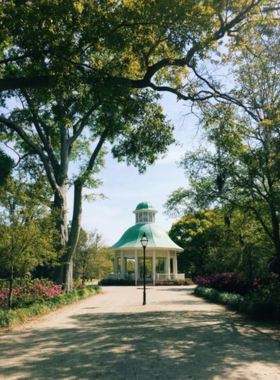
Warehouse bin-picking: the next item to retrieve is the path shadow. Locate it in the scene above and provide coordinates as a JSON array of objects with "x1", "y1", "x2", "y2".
[{"x1": 1, "y1": 309, "x2": 280, "y2": 379}]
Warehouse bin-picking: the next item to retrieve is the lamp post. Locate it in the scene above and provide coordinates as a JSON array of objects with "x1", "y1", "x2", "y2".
[{"x1": 140, "y1": 232, "x2": 148, "y2": 305}]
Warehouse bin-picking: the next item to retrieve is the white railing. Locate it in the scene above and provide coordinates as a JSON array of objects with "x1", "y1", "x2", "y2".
[
  {"x1": 154, "y1": 273, "x2": 185, "y2": 281},
  {"x1": 107, "y1": 273, "x2": 185, "y2": 281},
  {"x1": 107, "y1": 273, "x2": 135, "y2": 280}
]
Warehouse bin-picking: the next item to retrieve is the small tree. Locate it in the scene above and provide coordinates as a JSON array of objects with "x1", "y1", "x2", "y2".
[
  {"x1": 73, "y1": 229, "x2": 112, "y2": 283},
  {"x1": 0, "y1": 177, "x2": 61, "y2": 308}
]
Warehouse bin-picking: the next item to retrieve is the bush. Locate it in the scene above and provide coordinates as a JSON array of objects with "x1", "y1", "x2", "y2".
[
  {"x1": 194, "y1": 284, "x2": 280, "y2": 320},
  {"x1": 98, "y1": 278, "x2": 135, "y2": 286},
  {"x1": 196, "y1": 272, "x2": 279, "y2": 295},
  {"x1": 185, "y1": 278, "x2": 195, "y2": 285},
  {"x1": 0, "y1": 278, "x2": 63, "y2": 309},
  {"x1": 196, "y1": 273, "x2": 251, "y2": 295},
  {"x1": 0, "y1": 285, "x2": 101, "y2": 329},
  {"x1": 246, "y1": 282, "x2": 280, "y2": 319},
  {"x1": 155, "y1": 279, "x2": 194, "y2": 286}
]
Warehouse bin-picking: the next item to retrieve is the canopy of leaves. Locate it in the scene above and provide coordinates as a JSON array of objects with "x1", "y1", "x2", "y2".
[
  {"x1": 169, "y1": 208, "x2": 273, "y2": 278},
  {"x1": 0, "y1": 176, "x2": 61, "y2": 278},
  {"x1": 0, "y1": 149, "x2": 13, "y2": 186},
  {"x1": 73, "y1": 228, "x2": 113, "y2": 282}
]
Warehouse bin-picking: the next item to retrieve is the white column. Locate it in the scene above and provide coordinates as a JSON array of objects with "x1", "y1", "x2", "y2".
[
  {"x1": 152, "y1": 250, "x2": 156, "y2": 286},
  {"x1": 114, "y1": 253, "x2": 118, "y2": 277},
  {"x1": 134, "y1": 250, "x2": 138, "y2": 286},
  {"x1": 167, "y1": 251, "x2": 170, "y2": 279},
  {"x1": 174, "y1": 253, "x2": 178, "y2": 278},
  {"x1": 121, "y1": 251, "x2": 125, "y2": 278}
]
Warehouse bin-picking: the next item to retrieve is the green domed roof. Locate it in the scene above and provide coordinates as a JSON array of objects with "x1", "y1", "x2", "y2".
[
  {"x1": 136, "y1": 201, "x2": 154, "y2": 210},
  {"x1": 109, "y1": 223, "x2": 183, "y2": 251},
  {"x1": 134, "y1": 201, "x2": 157, "y2": 213}
]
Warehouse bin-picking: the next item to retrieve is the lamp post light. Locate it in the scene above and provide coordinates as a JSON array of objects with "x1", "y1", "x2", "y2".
[{"x1": 140, "y1": 232, "x2": 148, "y2": 305}]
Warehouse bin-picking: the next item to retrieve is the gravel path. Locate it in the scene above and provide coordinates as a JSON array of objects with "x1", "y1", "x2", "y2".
[{"x1": 1, "y1": 285, "x2": 280, "y2": 380}]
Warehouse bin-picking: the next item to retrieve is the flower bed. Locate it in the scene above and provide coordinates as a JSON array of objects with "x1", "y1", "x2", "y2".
[
  {"x1": 196, "y1": 272, "x2": 279, "y2": 295},
  {"x1": 0, "y1": 278, "x2": 63, "y2": 309},
  {"x1": 0, "y1": 285, "x2": 101, "y2": 329},
  {"x1": 155, "y1": 281, "x2": 175, "y2": 285}
]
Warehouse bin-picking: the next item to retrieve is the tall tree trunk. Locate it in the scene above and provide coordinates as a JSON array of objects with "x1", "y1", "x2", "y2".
[
  {"x1": 52, "y1": 184, "x2": 69, "y2": 286},
  {"x1": 63, "y1": 180, "x2": 83, "y2": 292},
  {"x1": 247, "y1": 245, "x2": 253, "y2": 289},
  {"x1": 8, "y1": 265, "x2": 14, "y2": 309},
  {"x1": 53, "y1": 129, "x2": 107, "y2": 291},
  {"x1": 271, "y1": 211, "x2": 280, "y2": 275},
  {"x1": 82, "y1": 261, "x2": 86, "y2": 285}
]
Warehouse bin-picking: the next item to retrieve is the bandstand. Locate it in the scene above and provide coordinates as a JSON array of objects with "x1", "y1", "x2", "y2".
[{"x1": 108, "y1": 202, "x2": 184, "y2": 286}]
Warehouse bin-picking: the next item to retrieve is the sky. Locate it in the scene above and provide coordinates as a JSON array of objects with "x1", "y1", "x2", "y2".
[{"x1": 70, "y1": 93, "x2": 203, "y2": 247}]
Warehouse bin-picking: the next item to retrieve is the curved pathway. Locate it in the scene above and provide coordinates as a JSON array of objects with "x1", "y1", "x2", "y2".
[{"x1": 0, "y1": 286, "x2": 280, "y2": 380}]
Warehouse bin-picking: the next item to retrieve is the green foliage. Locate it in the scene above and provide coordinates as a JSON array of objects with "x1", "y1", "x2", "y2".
[
  {"x1": 0, "y1": 285, "x2": 101, "y2": 330},
  {"x1": 195, "y1": 285, "x2": 280, "y2": 320},
  {"x1": 98, "y1": 278, "x2": 135, "y2": 286},
  {"x1": 73, "y1": 228, "x2": 113, "y2": 282},
  {"x1": 0, "y1": 176, "x2": 61, "y2": 279},
  {"x1": 0, "y1": 149, "x2": 13, "y2": 186},
  {"x1": 1, "y1": 0, "x2": 265, "y2": 95},
  {"x1": 166, "y1": 23, "x2": 280, "y2": 276},
  {"x1": 169, "y1": 208, "x2": 273, "y2": 280},
  {"x1": 0, "y1": 176, "x2": 62, "y2": 306},
  {"x1": 111, "y1": 100, "x2": 175, "y2": 173}
]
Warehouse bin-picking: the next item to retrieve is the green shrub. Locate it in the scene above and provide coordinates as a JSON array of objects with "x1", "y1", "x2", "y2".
[
  {"x1": 194, "y1": 285, "x2": 280, "y2": 320},
  {"x1": 98, "y1": 278, "x2": 135, "y2": 286},
  {"x1": 185, "y1": 278, "x2": 195, "y2": 285},
  {"x1": 0, "y1": 285, "x2": 101, "y2": 330}
]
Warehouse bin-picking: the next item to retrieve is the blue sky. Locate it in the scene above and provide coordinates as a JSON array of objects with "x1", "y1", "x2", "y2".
[{"x1": 73, "y1": 93, "x2": 203, "y2": 246}]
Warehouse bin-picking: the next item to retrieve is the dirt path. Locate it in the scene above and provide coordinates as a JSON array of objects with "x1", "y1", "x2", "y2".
[{"x1": 1, "y1": 286, "x2": 280, "y2": 380}]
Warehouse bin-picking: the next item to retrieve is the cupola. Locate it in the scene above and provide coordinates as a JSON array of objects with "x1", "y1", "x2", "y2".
[{"x1": 133, "y1": 201, "x2": 158, "y2": 224}]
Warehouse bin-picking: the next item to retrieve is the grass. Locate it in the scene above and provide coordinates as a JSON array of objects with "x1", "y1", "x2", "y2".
[{"x1": 0, "y1": 285, "x2": 101, "y2": 330}]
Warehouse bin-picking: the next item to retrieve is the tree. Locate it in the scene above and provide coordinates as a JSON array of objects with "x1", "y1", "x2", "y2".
[
  {"x1": 0, "y1": 0, "x2": 269, "y2": 94},
  {"x1": 0, "y1": 177, "x2": 61, "y2": 308},
  {"x1": 167, "y1": 110, "x2": 280, "y2": 275},
  {"x1": 166, "y1": 23, "x2": 280, "y2": 274},
  {"x1": 168, "y1": 210, "x2": 234, "y2": 277},
  {"x1": 168, "y1": 209, "x2": 273, "y2": 279},
  {"x1": 73, "y1": 228, "x2": 112, "y2": 282},
  {"x1": 0, "y1": 0, "x2": 270, "y2": 290}
]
